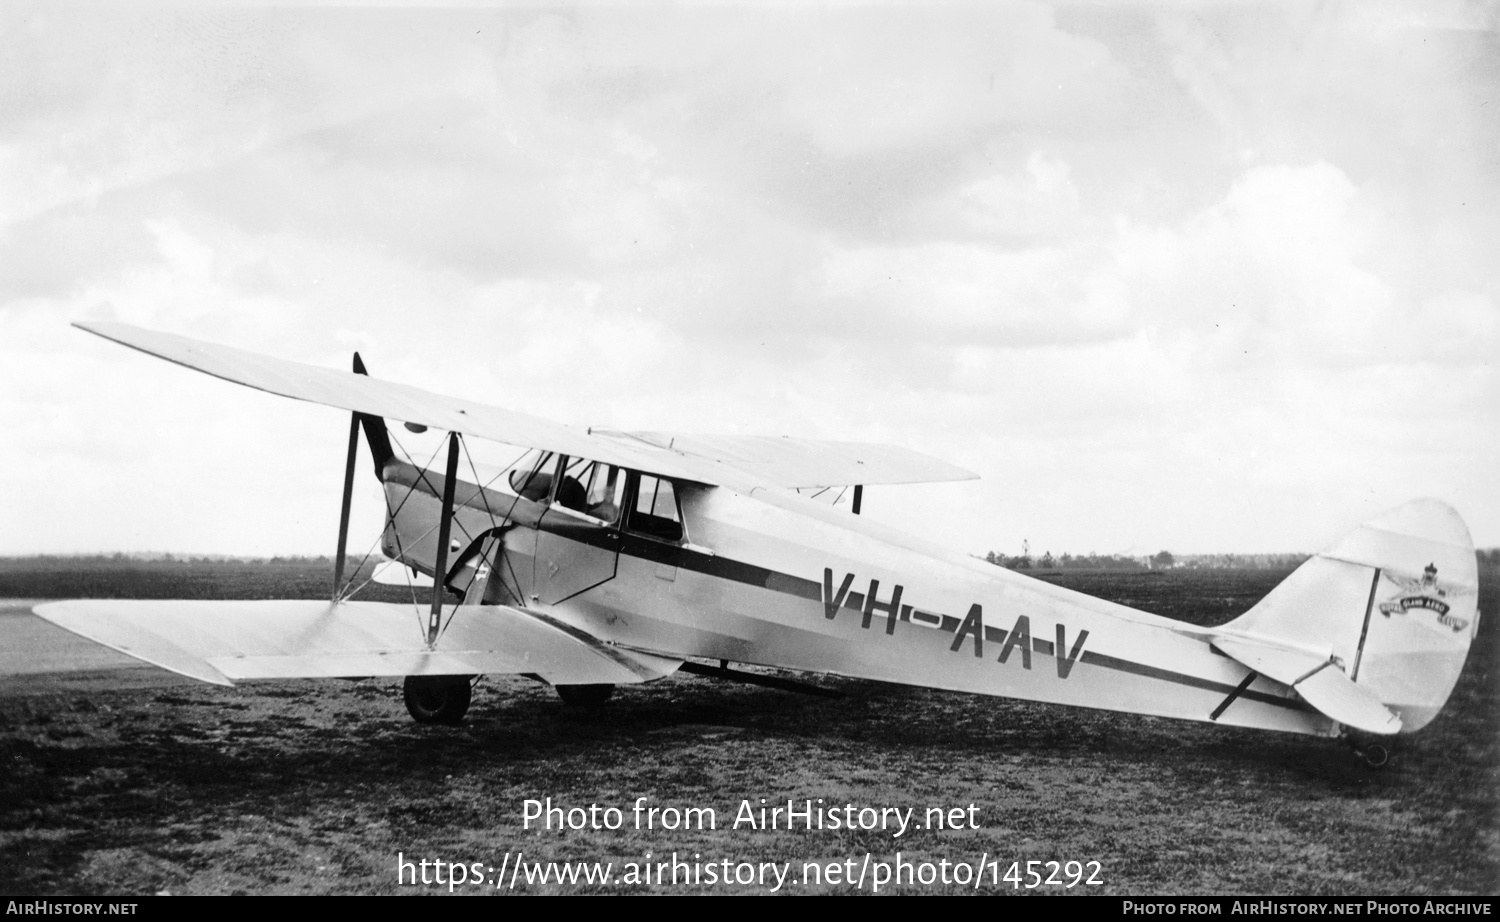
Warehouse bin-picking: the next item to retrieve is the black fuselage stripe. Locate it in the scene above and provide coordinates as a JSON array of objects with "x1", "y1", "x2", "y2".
[{"x1": 1079, "y1": 651, "x2": 1309, "y2": 711}]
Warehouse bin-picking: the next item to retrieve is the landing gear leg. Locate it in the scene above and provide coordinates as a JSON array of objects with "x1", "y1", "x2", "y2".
[{"x1": 404, "y1": 675, "x2": 473, "y2": 725}]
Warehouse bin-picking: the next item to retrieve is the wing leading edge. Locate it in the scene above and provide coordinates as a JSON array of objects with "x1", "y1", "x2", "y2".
[{"x1": 76, "y1": 321, "x2": 976, "y2": 489}]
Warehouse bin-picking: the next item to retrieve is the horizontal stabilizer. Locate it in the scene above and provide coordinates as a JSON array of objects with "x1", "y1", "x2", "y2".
[
  {"x1": 1211, "y1": 634, "x2": 1329, "y2": 687},
  {"x1": 1213, "y1": 632, "x2": 1402, "y2": 735},
  {"x1": 1294, "y1": 663, "x2": 1402, "y2": 736},
  {"x1": 34, "y1": 599, "x2": 680, "y2": 686}
]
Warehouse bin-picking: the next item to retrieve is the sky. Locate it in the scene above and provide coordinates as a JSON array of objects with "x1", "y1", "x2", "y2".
[{"x1": 0, "y1": 1, "x2": 1496, "y2": 560}]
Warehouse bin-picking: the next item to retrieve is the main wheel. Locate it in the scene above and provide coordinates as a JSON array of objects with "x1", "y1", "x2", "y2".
[
  {"x1": 403, "y1": 675, "x2": 473, "y2": 725},
  {"x1": 555, "y1": 684, "x2": 614, "y2": 707}
]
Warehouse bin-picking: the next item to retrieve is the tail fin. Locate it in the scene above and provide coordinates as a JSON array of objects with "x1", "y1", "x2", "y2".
[
  {"x1": 1215, "y1": 499, "x2": 1478, "y2": 734},
  {"x1": 351, "y1": 352, "x2": 394, "y2": 479}
]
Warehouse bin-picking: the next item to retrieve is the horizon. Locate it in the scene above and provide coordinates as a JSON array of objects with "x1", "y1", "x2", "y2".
[{"x1": 6, "y1": 546, "x2": 1498, "y2": 564}]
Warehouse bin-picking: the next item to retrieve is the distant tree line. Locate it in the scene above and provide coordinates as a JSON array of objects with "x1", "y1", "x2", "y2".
[
  {"x1": 983, "y1": 550, "x2": 1500, "y2": 571},
  {"x1": 983, "y1": 551, "x2": 1153, "y2": 571},
  {"x1": 1175, "y1": 553, "x2": 1314, "y2": 570},
  {"x1": 981, "y1": 550, "x2": 1320, "y2": 571},
  {"x1": 0, "y1": 553, "x2": 343, "y2": 570},
  {"x1": 5, "y1": 547, "x2": 1499, "y2": 572}
]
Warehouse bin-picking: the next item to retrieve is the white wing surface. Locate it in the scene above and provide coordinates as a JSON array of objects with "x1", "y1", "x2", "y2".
[
  {"x1": 33, "y1": 599, "x2": 681, "y2": 687},
  {"x1": 77, "y1": 322, "x2": 976, "y2": 489},
  {"x1": 598, "y1": 430, "x2": 976, "y2": 488}
]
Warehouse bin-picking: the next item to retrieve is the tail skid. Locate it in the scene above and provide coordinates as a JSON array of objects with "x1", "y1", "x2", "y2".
[{"x1": 1212, "y1": 499, "x2": 1478, "y2": 735}]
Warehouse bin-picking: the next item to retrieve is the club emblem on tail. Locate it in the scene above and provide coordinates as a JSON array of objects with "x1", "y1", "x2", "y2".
[{"x1": 1380, "y1": 563, "x2": 1467, "y2": 632}]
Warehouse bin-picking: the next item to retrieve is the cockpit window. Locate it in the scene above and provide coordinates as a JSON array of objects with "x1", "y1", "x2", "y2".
[
  {"x1": 629, "y1": 474, "x2": 683, "y2": 541},
  {"x1": 555, "y1": 457, "x2": 625, "y2": 524},
  {"x1": 582, "y1": 463, "x2": 625, "y2": 523},
  {"x1": 504, "y1": 450, "x2": 556, "y2": 502}
]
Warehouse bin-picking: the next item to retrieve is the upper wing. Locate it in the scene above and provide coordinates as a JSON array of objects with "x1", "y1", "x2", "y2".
[
  {"x1": 77, "y1": 322, "x2": 976, "y2": 489},
  {"x1": 34, "y1": 599, "x2": 681, "y2": 686},
  {"x1": 596, "y1": 431, "x2": 976, "y2": 488}
]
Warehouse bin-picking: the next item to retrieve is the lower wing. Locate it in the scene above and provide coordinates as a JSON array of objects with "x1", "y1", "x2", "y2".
[{"x1": 32, "y1": 599, "x2": 681, "y2": 687}]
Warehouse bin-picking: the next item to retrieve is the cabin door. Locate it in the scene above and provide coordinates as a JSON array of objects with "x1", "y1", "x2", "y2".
[{"x1": 533, "y1": 458, "x2": 624, "y2": 605}]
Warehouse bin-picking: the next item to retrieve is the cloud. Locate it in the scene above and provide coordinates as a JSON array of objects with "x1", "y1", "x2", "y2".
[
  {"x1": 1112, "y1": 162, "x2": 1496, "y2": 373},
  {"x1": 0, "y1": 4, "x2": 1495, "y2": 555},
  {"x1": 957, "y1": 152, "x2": 1082, "y2": 240}
]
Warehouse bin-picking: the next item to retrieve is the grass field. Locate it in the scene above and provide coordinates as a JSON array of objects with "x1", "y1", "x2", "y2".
[{"x1": 0, "y1": 559, "x2": 1495, "y2": 895}]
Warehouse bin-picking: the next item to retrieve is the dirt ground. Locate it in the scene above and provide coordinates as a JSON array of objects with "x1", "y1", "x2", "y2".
[{"x1": 0, "y1": 561, "x2": 1495, "y2": 896}]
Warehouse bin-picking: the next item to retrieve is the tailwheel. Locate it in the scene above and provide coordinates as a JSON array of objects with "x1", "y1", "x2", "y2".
[
  {"x1": 1357, "y1": 743, "x2": 1390, "y2": 769},
  {"x1": 1343, "y1": 733, "x2": 1392, "y2": 769},
  {"x1": 555, "y1": 684, "x2": 614, "y2": 708},
  {"x1": 404, "y1": 675, "x2": 473, "y2": 725}
]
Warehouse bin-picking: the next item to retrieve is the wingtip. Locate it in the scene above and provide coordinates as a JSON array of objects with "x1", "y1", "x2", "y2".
[
  {"x1": 72, "y1": 319, "x2": 136, "y2": 343},
  {"x1": 33, "y1": 599, "x2": 239, "y2": 688}
]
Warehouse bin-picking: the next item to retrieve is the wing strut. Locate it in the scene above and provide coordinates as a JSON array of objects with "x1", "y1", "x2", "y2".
[
  {"x1": 427, "y1": 431, "x2": 461, "y2": 646},
  {"x1": 331, "y1": 410, "x2": 360, "y2": 600},
  {"x1": 331, "y1": 351, "x2": 369, "y2": 600}
]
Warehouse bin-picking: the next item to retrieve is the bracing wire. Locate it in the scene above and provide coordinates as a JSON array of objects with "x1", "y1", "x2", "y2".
[
  {"x1": 438, "y1": 442, "x2": 549, "y2": 639},
  {"x1": 335, "y1": 430, "x2": 447, "y2": 604},
  {"x1": 333, "y1": 429, "x2": 553, "y2": 642}
]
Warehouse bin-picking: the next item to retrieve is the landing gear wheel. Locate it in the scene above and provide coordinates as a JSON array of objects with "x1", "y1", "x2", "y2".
[
  {"x1": 555, "y1": 684, "x2": 614, "y2": 707},
  {"x1": 403, "y1": 675, "x2": 473, "y2": 725},
  {"x1": 1358, "y1": 744, "x2": 1390, "y2": 769},
  {"x1": 1344, "y1": 733, "x2": 1392, "y2": 769}
]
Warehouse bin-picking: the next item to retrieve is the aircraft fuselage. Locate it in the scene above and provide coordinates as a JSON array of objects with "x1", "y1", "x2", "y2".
[{"x1": 380, "y1": 458, "x2": 1336, "y2": 738}]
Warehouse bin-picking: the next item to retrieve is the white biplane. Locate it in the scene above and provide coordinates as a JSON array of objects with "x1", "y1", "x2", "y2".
[{"x1": 36, "y1": 323, "x2": 1480, "y2": 765}]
